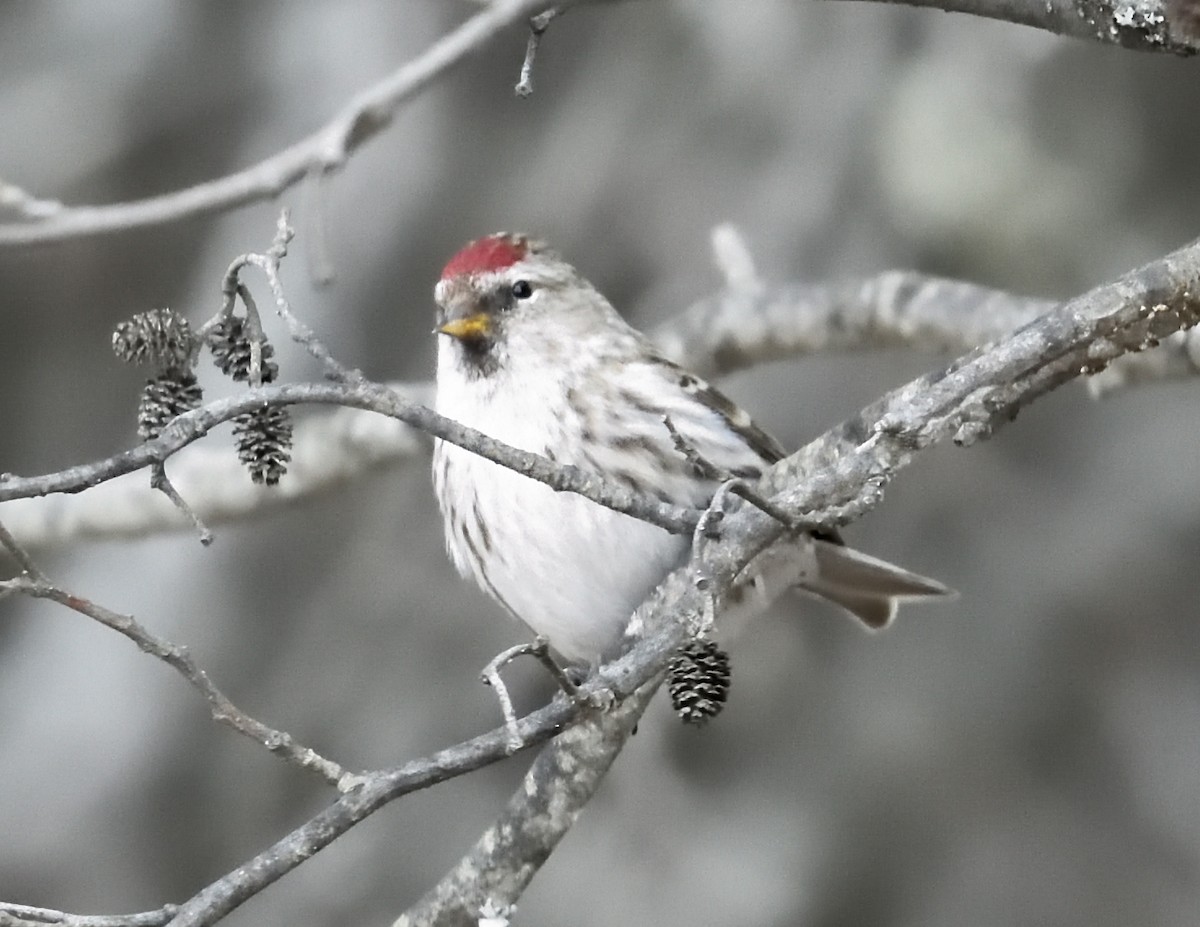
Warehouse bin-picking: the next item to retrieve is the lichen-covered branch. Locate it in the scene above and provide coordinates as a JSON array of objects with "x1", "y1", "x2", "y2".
[
  {"x1": 394, "y1": 683, "x2": 655, "y2": 927},
  {"x1": 825, "y1": 0, "x2": 1199, "y2": 54}
]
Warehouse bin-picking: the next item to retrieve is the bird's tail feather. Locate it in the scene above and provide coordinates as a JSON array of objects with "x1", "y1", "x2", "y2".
[{"x1": 803, "y1": 539, "x2": 954, "y2": 630}]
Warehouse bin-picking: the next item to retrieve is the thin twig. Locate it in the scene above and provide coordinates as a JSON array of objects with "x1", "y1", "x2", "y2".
[
  {"x1": 481, "y1": 636, "x2": 579, "y2": 751},
  {"x1": 234, "y1": 283, "x2": 267, "y2": 385},
  {"x1": 149, "y1": 464, "x2": 213, "y2": 545},
  {"x1": 663, "y1": 415, "x2": 799, "y2": 530},
  {"x1": 481, "y1": 644, "x2": 526, "y2": 752},
  {"x1": 221, "y1": 212, "x2": 360, "y2": 383},
  {"x1": 0, "y1": 518, "x2": 47, "y2": 581},
  {"x1": 0, "y1": 902, "x2": 178, "y2": 927},
  {"x1": 0, "y1": 548, "x2": 350, "y2": 787},
  {"x1": 514, "y1": 7, "x2": 560, "y2": 97}
]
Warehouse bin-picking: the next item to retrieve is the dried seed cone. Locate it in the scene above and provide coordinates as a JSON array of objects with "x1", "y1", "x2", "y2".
[
  {"x1": 208, "y1": 316, "x2": 278, "y2": 384},
  {"x1": 112, "y1": 308, "x2": 194, "y2": 369},
  {"x1": 137, "y1": 372, "x2": 203, "y2": 440},
  {"x1": 234, "y1": 405, "x2": 293, "y2": 485},
  {"x1": 667, "y1": 639, "x2": 732, "y2": 725}
]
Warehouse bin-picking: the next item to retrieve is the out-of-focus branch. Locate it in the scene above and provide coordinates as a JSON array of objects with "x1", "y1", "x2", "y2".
[
  {"x1": 1086, "y1": 325, "x2": 1200, "y2": 395},
  {"x1": 653, "y1": 269, "x2": 1055, "y2": 379},
  {"x1": 824, "y1": 0, "x2": 1199, "y2": 54},
  {"x1": 0, "y1": 0, "x2": 566, "y2": 248}
]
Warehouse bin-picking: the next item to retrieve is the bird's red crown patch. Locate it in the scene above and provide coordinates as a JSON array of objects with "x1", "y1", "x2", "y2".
[{"x1": 440, "y1": 235, "x2": 527, "y2": 280}]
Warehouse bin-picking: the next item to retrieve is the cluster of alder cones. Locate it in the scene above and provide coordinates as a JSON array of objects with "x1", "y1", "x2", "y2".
[{"x1": 111, "y1": 308, "x2": 292, "y2": 485}]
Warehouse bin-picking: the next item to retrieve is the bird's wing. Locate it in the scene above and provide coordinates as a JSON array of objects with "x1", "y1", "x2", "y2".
[
  {"x1": 642, "y1": 356, "x2": 848, "y2": 545},
  {"x1": 645, "y1": 355, "x2": 787, "y2": 468}
]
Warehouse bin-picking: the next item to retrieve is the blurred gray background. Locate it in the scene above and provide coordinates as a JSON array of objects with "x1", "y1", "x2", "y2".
[{"x1": 2, "y1": 2, "x2": 1199, "y2": 925}]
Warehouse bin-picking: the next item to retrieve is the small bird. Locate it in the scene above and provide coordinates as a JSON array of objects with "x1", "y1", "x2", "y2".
[{"x1": 432, "y1": 233, "x2": 950, "y2": 665}]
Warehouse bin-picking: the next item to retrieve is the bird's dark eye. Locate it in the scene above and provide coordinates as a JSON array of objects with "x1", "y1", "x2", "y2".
[{"x1": 510, "y1": 280, "x2": 533, "y2": 300}]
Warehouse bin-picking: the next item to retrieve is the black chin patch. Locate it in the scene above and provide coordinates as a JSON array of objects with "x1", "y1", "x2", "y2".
[{"x1": 455, "y1": 336, "x2": 500, "y2": 380}]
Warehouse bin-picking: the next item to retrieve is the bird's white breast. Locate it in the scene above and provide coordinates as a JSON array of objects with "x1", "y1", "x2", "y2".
[{"x1": 432, "y1": 338, "x2": 687, "y2": 664}]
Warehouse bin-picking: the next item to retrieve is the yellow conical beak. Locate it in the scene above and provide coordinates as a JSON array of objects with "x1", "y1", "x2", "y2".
[{"x1": 437, "y1": 313, "x2": 492, "y2": 340}]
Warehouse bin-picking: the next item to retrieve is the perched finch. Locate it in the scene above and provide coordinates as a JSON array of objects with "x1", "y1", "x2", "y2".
[{"x1": 433, "y1": 233, "x2": 949, "y2": 665}]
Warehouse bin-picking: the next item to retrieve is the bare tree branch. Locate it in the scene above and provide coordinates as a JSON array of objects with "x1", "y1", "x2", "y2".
[
  {"x1": 149, "y1": 463, "x2": 213, "y2": 545},
  {"x1": 0, "y1": 0, "x2": 567, "y2": 248},
  {"x1": 0, "y1": 393, "x2": 429, "y2": 548},
  {"x1": 394, "y1": 682, "x2": 654, "y2": 927},
  {"x1": 0, "y1": 381, "x2": 702, "y2": 537},
  {"x1": 1, "y1": 0, "x2": 1194, "y2": 250}
]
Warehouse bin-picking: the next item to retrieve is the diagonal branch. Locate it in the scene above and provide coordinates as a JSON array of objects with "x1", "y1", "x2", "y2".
[
  {"x1": 0, "y1": 0, "x2": 567, "y2": 249},
  {"x1": 0, "y1": 532, "x2": 350, "y2": 788}
]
